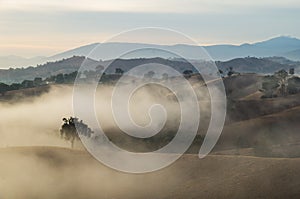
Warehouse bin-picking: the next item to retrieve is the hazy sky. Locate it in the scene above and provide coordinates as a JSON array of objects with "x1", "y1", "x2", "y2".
[{"x1": 0, "y1": 0, "x2": 300, "y2": 57}]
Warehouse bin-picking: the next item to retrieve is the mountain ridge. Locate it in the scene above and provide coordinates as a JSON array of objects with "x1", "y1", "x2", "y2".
[
  {"x1": 2, "y1": 36, "x2": 300, "y2": 69},
  {"x1": 1, "y1": 55, "x2": 299, "y2": 84}
]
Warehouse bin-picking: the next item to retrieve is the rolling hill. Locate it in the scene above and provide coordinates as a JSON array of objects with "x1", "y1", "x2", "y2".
[
  {"x1": 0, "y1": 146, "x2": 300, "y2": 199},
  {"x1": 1, "y1": 55, "x2": 299, "y2": 84},
  {"x1": 217, "y1": 57, "x2": 300, "y2": 74}
]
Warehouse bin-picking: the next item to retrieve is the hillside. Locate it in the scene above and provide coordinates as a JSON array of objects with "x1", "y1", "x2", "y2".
[
  {"x1": 0, "y1": 56, "x2": 200, "y2": 84},
  {"x1": 0, "y1": 146, "x2": 300, "y2": 199},
  {"x1": 285, "y1": 49, "x2": 300, "y2": 61},
  {"x1": 217, "y1": 57, "x2": 300, "y2": 74},
  {"x1": 1, "y1": 55, "x2": 299, "y2": 85},
  {"x1": 214, "y1": 104, "x2": 300, "y2": 158},
  {"x1": 222, "y1": 73, "x2": 264, "y2": 99},
  {"x1": 0, "y1": 56, "x2": 98, "y2": 84}
]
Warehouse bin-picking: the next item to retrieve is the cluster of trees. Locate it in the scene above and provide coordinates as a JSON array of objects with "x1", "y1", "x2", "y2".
[
  {"x1": 219, "y1": 67, "x2": 240, "y2": 77},
  {"x1": 261, "y1": 68, "x2": 299, "y2": 98},
  {"x1": 287, "y1": 76, "x2": 300, "y2": 94},
  {"x1": 0, "y1": 77, "x2": 44, "y2": 95},
  {"x1": 44, "y1": 71, "x2": 78, "y2": 84},
  {"x1": 0, "y1": 71, "x2": 80, "y2": 95},
  {"x1": 60, "y1": 117, "x2": 94, "y2": 148},
  {"x1": 1, "y1": 64, "x2": 236, "y2": 96},
  {"x1": 0, "y1": 68, "x2": 124, "y2": 96}
]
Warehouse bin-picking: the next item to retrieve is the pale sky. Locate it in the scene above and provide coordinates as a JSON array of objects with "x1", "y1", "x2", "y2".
[{"x1": 0, "y1": 0, "x2": 300, "y2": 57}]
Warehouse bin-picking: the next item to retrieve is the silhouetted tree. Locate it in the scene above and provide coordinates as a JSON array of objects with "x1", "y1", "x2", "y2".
[
  {"x1": 63, "y1": 71, "x2": 78, "y2": 83},
  {"x1": 55, "y1": 74, "x2": 64, "y2": 84},
  {"x1": 183, "y1": 70, "x2": 193, "y2": 78},
  {"x1": 9, "y1": 83, "x2": 21, "y2": 91},
  {"x1": 21, "y1": 80, "x2": 34, "y2": 88},
  {"x1": 60, "y1": 117, "x2": 94, "y2": 148},
  {"x1": 115, "y1": 68, "x2": 124, "y2": 75},
  {"x1": 0, "y1": 83, "x2": 9, "y2": 96},
  {"x1": 33, "y1": 77, "x2": 43, "y2": 86},
  {"x1": 261, "y1": 69, "x2": 296, "y2": 98},
  {"x1": 227, "y1": 67, "x2": 235, "y2": 77},
  {"x1": 289, "y1": 68, "x2": 295, "y2": 75}
]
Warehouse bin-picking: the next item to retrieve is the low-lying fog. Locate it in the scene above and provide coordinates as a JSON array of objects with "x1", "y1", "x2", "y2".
[
  {"x1": 0, "y1": 86, "x2": 74, "y2": 147},
  {"x1": 1, "y1": 82, "x2": 299, "y2": 199},
  {"x1": 0, "y1": 82, "x2": 212, "y2": 149}
]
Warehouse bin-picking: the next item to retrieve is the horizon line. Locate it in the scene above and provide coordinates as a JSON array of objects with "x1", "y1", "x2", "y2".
[{"x1": 1, "y1": 35, "x2": 298, "y2": 59}]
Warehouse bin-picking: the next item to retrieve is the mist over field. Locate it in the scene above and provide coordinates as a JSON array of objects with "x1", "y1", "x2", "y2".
[
  {"x1": 0, "y1": 86, "x2": 73, "y2": 147},
  {"x1": 0, "y1": 83, "x2": 215, "y2": 199},
  {"x1": 1, "y1": 73, "x2": 300, "y2": 198},
  {"x1": 0, "y1": 81, "x2": 212, "y2": 148}
]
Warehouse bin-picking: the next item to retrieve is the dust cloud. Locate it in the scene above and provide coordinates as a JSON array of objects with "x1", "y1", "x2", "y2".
[
  {"x1": 0, "y1": 85, "x2": 73, "y2": 148},
  {"x1": 1, "y1": 83, "x2": 299, "y2": 199},
  {"x1": 0, "y1": 81, "x2": 212, "y2": 149},
  {"x1": 0, "y1": 83, "x2": 207, "y2": 198}
]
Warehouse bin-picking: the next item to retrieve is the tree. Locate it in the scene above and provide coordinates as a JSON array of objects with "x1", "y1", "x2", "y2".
[
  {"x1": 227, "y1": 67, "x2": 235, "y2": 77},
  {"x1": 115, "y1": 68, "x2": 124, "y2": 75},
  {"x1": 183, "y1": 70, "x2": 193, "y2": 78},
  {"x1": 275, "y1": 69, "x2": 288, "y2": 80},
  {"x1": 60, "y1": 117, "x2": 94, "y2": 148},
  {"x1": 55, "y1": 73, "x2": 64, "y2": 84},
  {"x1": 63, "y1": 71, "x2": 77, "y2": 83},
  {"x1": 289, "y1": 68, "x2": 295, "y2": 75},
  {"x1": 274, "y1": 69, "x2": 289, "y2": 96},
  {"x1": 162, "y1": 73, "x2": 169, "y2": 80},
  {"x1": 0, "y1": 83, "x2": 9, "y2": 96},
  {"x1": 261, "y1": 69, "x2": 295, "y2": 98},
  {"x1": 287, "y1": 76, "x2": 300, "y2": 94},
  {"x1": 9, "y1": 83, "x2": 21, "y2": 91},
  {"x1": 21, "y1": 80, "x2": 34, "y2": 88},
  {"x1": 144, "y1": 71, "x2": 155, "y2": 79},
  {"x1": 33, "y1": 77, "x2": 43, "y2": 86}
]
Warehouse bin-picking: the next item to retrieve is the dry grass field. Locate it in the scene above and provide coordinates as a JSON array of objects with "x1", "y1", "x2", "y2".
[{"x1": 0, "y1": 146, "x2": 300, "y2": 199}]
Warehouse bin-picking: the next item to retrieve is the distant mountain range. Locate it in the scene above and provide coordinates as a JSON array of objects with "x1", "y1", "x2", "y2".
[
  {"x1": 1, "y1": 36, "x2": 300, "y2": 69},
  {"x1": 1, "y1": 55, "x2": 299, "y2": 84},
  {"x1": 49, "y1": 36, "x2": 300, "y2": 62},
  {"x1": 206, "y1": 36, "x2": 300, "y2": 61}
]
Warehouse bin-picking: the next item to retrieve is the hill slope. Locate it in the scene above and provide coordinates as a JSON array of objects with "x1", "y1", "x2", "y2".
[{"x1": 0, "y1": 146, "x2": 300, "y2": 199}]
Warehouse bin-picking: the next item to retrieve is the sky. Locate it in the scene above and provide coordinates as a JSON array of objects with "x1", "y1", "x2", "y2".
[{"x1": 0, "y1": 0, "x2": 300, "y2": 57}]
